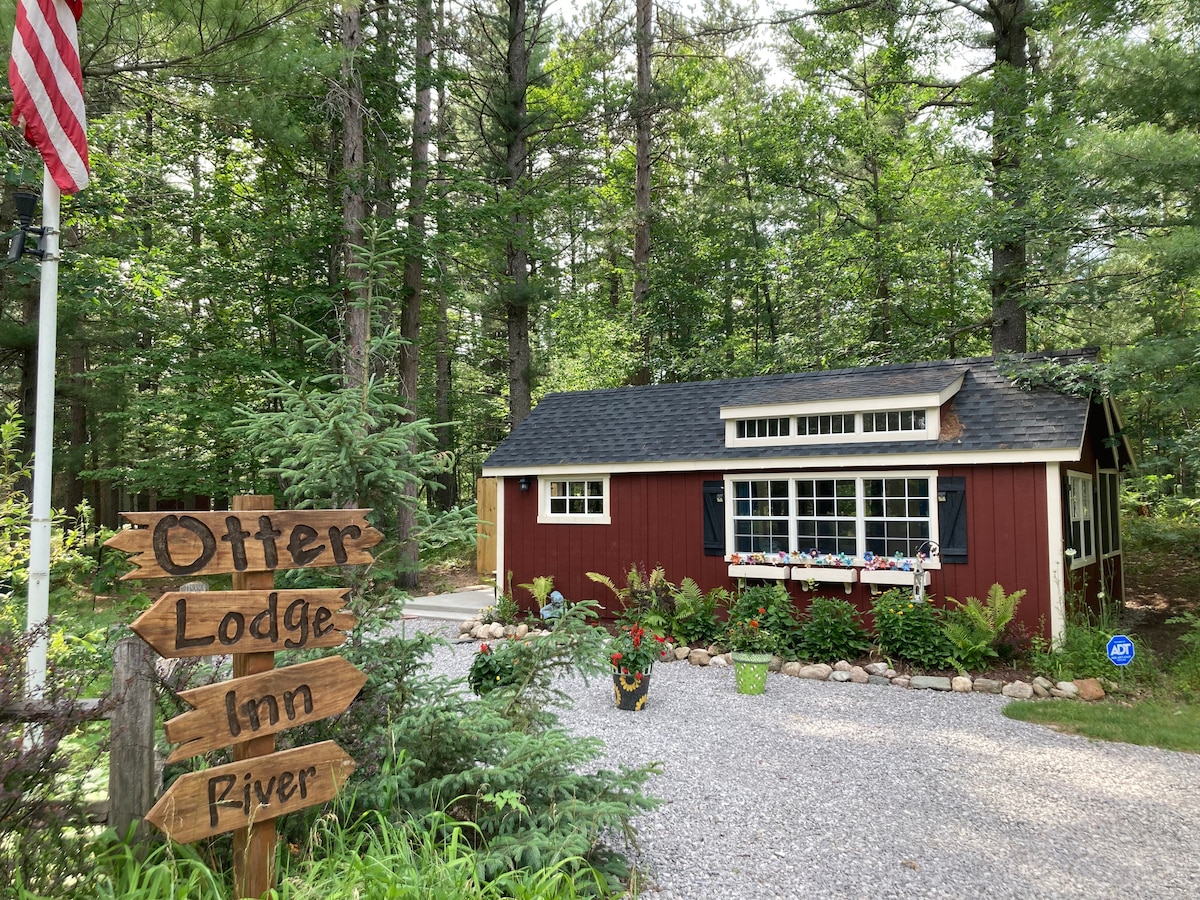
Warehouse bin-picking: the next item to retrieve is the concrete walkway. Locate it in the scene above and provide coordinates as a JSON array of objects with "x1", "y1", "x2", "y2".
[{"x1": 402, "y1": 585, "x2": 495, "y2": 621}]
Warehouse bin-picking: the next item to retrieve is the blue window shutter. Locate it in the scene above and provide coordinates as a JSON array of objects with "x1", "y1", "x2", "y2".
[
  {"x1": 938, "y1": 476, "x2": 967, "y2": 564},
  {"x1": 702, "y1": 481, "x2": 724, "y2": 556}
]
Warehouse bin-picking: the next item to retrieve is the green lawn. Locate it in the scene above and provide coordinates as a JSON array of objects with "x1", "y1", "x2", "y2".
[{"x1": 1003, "y1": 699, "x2": 1200, "y2": 754}]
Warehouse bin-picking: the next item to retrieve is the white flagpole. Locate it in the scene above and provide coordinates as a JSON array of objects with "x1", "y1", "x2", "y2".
[{"x1": 25, "y1": 166, "x2": 62, "y2": 705}]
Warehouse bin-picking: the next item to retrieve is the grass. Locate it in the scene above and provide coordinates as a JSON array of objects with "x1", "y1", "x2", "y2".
[{"x1": 1003, "y1": 699, "x2": 1200, "y2": 754}]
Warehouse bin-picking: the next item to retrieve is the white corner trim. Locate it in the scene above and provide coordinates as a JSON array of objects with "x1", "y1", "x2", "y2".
[
  {"x1": 495, "y1": 475, "x2": 506, "y2": 583},
  {"x1": 1045, "y1": 462, "x2": 1066, "y2": 644}
]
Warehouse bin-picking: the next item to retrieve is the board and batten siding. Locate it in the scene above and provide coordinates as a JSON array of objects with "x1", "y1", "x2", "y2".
[
  {"x1": 502, "y1": 464, "x2": 1058, "y2": 639},
  {"x1": 501, "y1": 472, "x2": 730, "y2": 618}
]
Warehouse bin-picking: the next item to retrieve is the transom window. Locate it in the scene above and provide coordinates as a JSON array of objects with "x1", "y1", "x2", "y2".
[
  {"x1": 539, "y1": 477, "x2": 610, "y2": 524},
  {"x1": 862, "y1": 409, "x2": 927, "y2": 433},
  {"x1": 729, "y1": 473, "x2": 935, "y2": 559},
  {"x1": 796, "y1": 414, "x2": 855, "y2": 436},
  {"x1": 736, "y1": 417, "x2": 790, "y2": 439}
]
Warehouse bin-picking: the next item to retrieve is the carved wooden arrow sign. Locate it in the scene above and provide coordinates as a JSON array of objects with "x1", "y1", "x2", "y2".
[
  {"x1": 130, "y1": 589, "x2": 356, "y2": 658},
  {"x1": 105, "y1": 510, "x2": 382, "y2": 579},
  {"x1": 145, "y1": 741, "x2": 356, "y2": 844},
  {"x1": 163, "y1": 657, "x2": 368, "y2": 763}
]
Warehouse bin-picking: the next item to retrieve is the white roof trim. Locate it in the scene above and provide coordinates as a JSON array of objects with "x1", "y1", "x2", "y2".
[
  {"x1": 484, "y1": 444, "x2": 1081, "y2": 477},
  {"x1": 719, "y1": 373, "x2": 964, "y2": 419}
]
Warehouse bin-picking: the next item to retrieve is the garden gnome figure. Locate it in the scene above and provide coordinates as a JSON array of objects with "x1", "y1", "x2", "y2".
[{"x1": 540, "y1": 590, "x2": 565, "y2": 628}]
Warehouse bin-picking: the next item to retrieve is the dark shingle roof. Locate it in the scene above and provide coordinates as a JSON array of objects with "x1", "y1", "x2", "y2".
[{"x1": 483, "y1": 350, "x2": 1099, "y2": 471}]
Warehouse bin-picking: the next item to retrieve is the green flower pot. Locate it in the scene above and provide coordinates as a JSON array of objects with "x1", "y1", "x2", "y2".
[
  {"x1": 613, "y1": 669, "x2": 652, "y2": 710},
  {"x1": 732, "y1": 651, "x2": 772, "y2": 695}
]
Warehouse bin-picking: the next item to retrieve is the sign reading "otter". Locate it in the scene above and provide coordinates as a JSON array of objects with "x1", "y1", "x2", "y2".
[{"x1": 105, "y1": 510, "x2": 382, "y2": 579}]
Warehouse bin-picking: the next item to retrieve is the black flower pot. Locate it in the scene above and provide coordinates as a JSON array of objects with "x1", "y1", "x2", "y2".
[{"x1": 612, "y1": 669, "x2": 651, "y2": 710}]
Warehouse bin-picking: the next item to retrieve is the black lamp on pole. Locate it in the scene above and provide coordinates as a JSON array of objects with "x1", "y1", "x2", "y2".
[{"x1": 5, "y1": 190, "x2": 45, "y2": 264}]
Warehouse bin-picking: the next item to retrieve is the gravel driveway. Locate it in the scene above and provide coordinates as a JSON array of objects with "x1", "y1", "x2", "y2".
[{"x1": 415, "y1": 622, "x2": 1200, "y2": 899}]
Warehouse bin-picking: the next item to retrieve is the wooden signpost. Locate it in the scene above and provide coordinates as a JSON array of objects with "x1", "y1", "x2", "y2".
[{"x1": 106, "y1": 497, "x2": 378, "y2": 900}]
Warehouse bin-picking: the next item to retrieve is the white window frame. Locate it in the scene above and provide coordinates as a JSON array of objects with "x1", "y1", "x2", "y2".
[
  {"x1": 1066, "y1": 471, "x2": 1096, "y2": 568},
  {"x1": 1098, "y1": 469, "x2": 1121, "y2": 559},
  {"x1": 538, "y1": 476, "x2": 611, "y2": 525},
  {"x1": 724, "y1": 470, "x2": 941, "y2": 565}
]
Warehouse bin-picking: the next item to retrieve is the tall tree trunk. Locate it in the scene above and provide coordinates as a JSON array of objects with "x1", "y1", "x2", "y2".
[
  {"x1": 432, "y1": 0, "x2": 457, "y2": 511},
  {"x1": 340, "y1": 2, "x2": 369, "y2": 390},
  {"x1": 505, "y1": 0, "x2": 532, "y2": 426},
  {"x1": 988, "y1": 0, "x2": 1029, "y2": 354},
  {"x1": 630, "y1": 0, "x2": 653, "y2": 385},
  {"x1": 395, "y1": 0, "x2": 435, "y2": 587}
]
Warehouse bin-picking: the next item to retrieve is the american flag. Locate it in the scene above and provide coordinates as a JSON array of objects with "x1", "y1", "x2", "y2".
[{"x1": 9, "y1": 0, "x2": 89, "y2": 194}]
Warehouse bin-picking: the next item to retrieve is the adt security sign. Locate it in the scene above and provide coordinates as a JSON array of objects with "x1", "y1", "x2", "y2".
[{"x1": 1107, "y1": 635, "x2": 1135, "y2": 667}]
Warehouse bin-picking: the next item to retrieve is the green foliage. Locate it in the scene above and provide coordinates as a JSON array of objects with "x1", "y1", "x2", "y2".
[
  {"x1": 276, "y1": 600, "x2": 654, "y2": 889},
  {"x1": 796, "y1": 596, "x2": 870, "y2": 662},
  {"x1": 607, "y1": 621, "x2": 669, "y2": 674},
  {"x1": 871, "y1": 589, "x2": 953, "y2": 670},
  {"x1": 667, "y1": 578, "x2": 728, "y2": 647},
  {"x1": 726, "y1": 615, "x2": 777, "y2": 655},
  {"x1": 519, "y1": 576, "x2": 555, "y2": 607},
  {"x1": 1027, "y1": 621, "x2": 1154, "y2": 684},
  {"x1": 727, "y1": 583, "x2": 801, "y2": 655},
  {"x1": 585, "y1": 565, "x2": 674, "y2": 634},
  {"x1": 467, "y1": 640, "x2": 536, "y2": 695},
  {"x1": 942, "y1": 584, "x2": 1026, "y2": 672}
]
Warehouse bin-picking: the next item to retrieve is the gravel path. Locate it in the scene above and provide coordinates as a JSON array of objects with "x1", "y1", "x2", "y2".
[{"x1": 409, "y1": 620, "x2": 1200, "y2": 899}]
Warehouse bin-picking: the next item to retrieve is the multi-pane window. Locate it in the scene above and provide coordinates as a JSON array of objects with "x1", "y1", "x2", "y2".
[
  {"x1": 1067, "y1": 471, "x2": 1096, "y2": 565},
  {"x1": 863, "y1": 478, "x2": 931, "y2": 557},
  {"x1": 547, "y1": 479, "x2": 605, "y2": 517},
  {"x1": 736, "y1": 417, "x2": 790, "y2": 439},
  {"x1": 729, "y1": 473, "x2": 934, "y2": 559},
  {"x1": 796, "y1": 414, "x2": 856, "y2": 436},
  {"x1": 1098, "y1": 470, "x2": 1121, "y2": 557},
  {"x1": 862, "y1": 410, "x2": 927, "y2": 433},
  {"x1": 795, "y1": 478, "x2": 858, "y2": 555},
  {"x1": 733, "y1": 479, "x2": 790, "y2": 553}
]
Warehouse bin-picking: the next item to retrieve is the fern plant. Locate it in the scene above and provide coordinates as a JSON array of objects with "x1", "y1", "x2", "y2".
[
  {"x1": 668, "y1": 578, "x2": 728, "y2": 647},
  {"x1": 942, "y1": 583, "x2": 1026, "y2": 671}
]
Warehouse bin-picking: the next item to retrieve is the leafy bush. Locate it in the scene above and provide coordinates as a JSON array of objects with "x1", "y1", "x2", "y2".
[
  {"x1": 941, "y1": 584, "x2": 1026, "y2": 671},
  {"x1": 1028, "y1": 621, "x2": 1154, "y2": 683},
  {"x1": 586, "y1": 565, "x2": 674, "y2": 634},
  {"x1": 276, "y1": 599, "x2": 656, "y2": 890},
  {"x1": 871, "y1": 589, "x2": 953, "y2": 670},
  {"x1": 667, "y1": 578, "x2": 727, "y2": 647},
  {"x1": 796, "y1": 597, "x2": 870, "y2": 662},
  {"x1": 727, "y1": 582, "x2": 801, "y2": 655},
  {"x1": 467, "y1": 640, "x2": 535, "y2": 695}
]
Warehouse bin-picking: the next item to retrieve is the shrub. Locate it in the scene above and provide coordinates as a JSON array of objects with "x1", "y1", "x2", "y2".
[
  {"x1": 586, "y1": 565, "x2": 674, "y2": 634},
  {"x1": 796, "y1": 597, "x2": 870, "y2": 662},
  {"x1": 871, "y1": 589, "x2": 953, "y2": 670},
  {"x1": 467, "y1": 640, "x2": 535, "y2": 695},
  {"x1": 277, "y1": 599, "x2": 656, "y2": 891},
  {"x1": 941, "y1": 584, "x2": 1026, "y2": 671},
  {"x1": 727, "y1": 582, "x2": 801, "y2": 655},
  {"x1": 667, "y1": 578, "x2": 727, "y2": 647}
]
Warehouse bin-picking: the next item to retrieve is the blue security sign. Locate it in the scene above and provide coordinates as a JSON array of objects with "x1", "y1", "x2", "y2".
[{"x1": 1107, "y1": 635, "x2": 1136, "y2": 667}]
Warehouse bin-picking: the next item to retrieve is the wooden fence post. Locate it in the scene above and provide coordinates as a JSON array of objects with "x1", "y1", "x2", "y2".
[
  {"x1": 231, "y1": 494, "x2": 277, "y2": 900},
  {"x1": 107, "y1": 635, "x2": 156, "y2": 842}
]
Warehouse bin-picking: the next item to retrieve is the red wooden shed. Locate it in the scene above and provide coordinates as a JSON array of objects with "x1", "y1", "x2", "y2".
[{"x1": 481, "y1": 350, "x2": 1132, "y2": 641}]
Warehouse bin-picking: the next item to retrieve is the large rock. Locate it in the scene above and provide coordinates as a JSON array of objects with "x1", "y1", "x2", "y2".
[
  {"x1": 674, "y1": 646, "x2": 691, "y2": 661},
  {"x1": 489, "y1": 622, "x2": 505, "y2": 640},
  {"x1": 1074, "y1": 678, "x2": 1106, "y2": 701},
  {"x1": 459, "y1": 619, "x2": 475, "y2": 635},
  {"x1": 910, "y1": 675, "x2": 953, "y2": 691},
  {"x1": 709, "y1": 655, "x2": 729, "y2": 668},
  {"x1": 1032, "y1": 683, "x2": 1051, "y2": 699},
  {"x1": 1033, "y1": 676, "x2": 1054, "y2": 692},
  {"x1": 952, "y1": 676, "x2": 974, "y2": 693},
  {"x1": 849, "y1": 666, "x2": 869, "y2": 684},
  {"x1": 782, "y1": 661, "x2": 803, "y2": 677},
  {"x1": 688, "y1": 649, "x2": 712, "y2": 667},
  {"x1": 769, "y1": 655, "x2": 785, "y2": 673},
  {"x1": 830, "y1": 670, "x2": 852, "y2": 683},
  {"x1": 864, "y1": 662, "x2": 889, "y2": 676},
  {"x1": 515, "y1": 623, "x2": 529, "y2": 639},
  {"x1": 1054, "y1": 681, "x2": 1080, "y2": 699},
  {"x1": 833, "y1": 660, "x2": 853, "y2": 672},
  {"x1": 797, "y1": 663, "x2": 833, "y2": 681},
  {"x1": 1002, "y1": 680, "x2": 1035, "y2": 699},
  {"x1": 867, "y1": 675, "x2": 892, "y2": 686},
  {"x1": 973, "y1": 678, "x2": 1004, "y2": 694},
  {"x1": 891, "y1": 675, "x2": 911, "y2": 688}
]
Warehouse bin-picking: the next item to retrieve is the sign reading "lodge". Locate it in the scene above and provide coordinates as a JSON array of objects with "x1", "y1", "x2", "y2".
[
  {"x1": 105, "y1": 510, "x2": 382, "y2": 579},
  {"x1": 131, "y1": 589, "x2": 357, "y2": 657}
]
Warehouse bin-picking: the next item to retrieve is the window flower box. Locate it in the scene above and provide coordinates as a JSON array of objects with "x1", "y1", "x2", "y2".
[
  {"x1": 860, "y1": 569, "x2": 931, "y2": 587},
  {"x1": 728, "y1": 564, "x2": 791, "y2": 580},
  {"x1": 792, "y1": 565, "x2": 857, "y2": 593}
]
